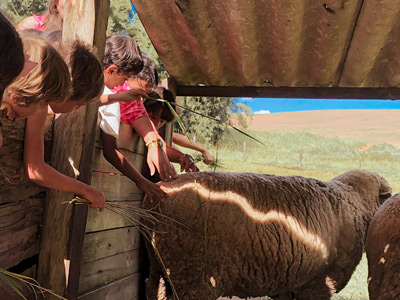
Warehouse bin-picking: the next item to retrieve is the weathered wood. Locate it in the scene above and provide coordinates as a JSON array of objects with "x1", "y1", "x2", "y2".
[
  {"x1": 86, "y1": 201, "x2": 141, "y2": 233},
  {"x1": 78, "y1": 273, "x2": 139, "y2": 300},
  {"x1": 91, "y1": 171, "x2": 144, "y2": 201},
  {"x1": 0, "y1": 195, "x2": 44, "y2": 269},
  {"x1": 176, "y1": 85, "x2": 400, "y2": 99},
  {"x1": 82, "y1": 227, "x2": 140, "y2": 263},
  {"x1": 161, "y1": 78, "x2": 177, "y2": 146},
  {"x1": 78, "y1": 250, "x2": 140, "y2": 294},
  {"x1": 36, "y1": 1, "x2": 110, "y2": 299},
  {"x1": 0, "y1": 113, "x2": 52, "y2": 203}
]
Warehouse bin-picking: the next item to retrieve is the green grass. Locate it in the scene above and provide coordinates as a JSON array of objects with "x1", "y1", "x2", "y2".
[{"x1": 180, "y1": 129, "x2": 400, "y2": 299}]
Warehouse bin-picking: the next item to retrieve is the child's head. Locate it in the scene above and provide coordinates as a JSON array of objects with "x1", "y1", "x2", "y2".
[
  {"x1": 0, "y1": 12, "x2": 25, "y2": 103},
  {"x1": 127, "y1": 54, "x2": 158, "y2": 92},
  {"x1": 102, "y1": 34, "x2": 143, "y2": 89},
  {"x1": 43, "y1": 0, "x2": 65, "y2": 30},
  {"x1": 145, "y1": 87, "x2": 175, "y2": 129},
  {"x1": 42, "y1": 30, "x2": 104, "y2": 112},
  {"x1": 2, "y1": 32, "x2": 71, "y2": 119}
]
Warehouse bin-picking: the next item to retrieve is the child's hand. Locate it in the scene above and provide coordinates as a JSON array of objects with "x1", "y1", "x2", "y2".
[
  {"x1": 147, "y1": 147, "x2": 177, "y2": 182},
  {"x1": 202, "y1": 149, "x2": 214, "y2": 165},
  {"x1": 79, "y1": 186, "x2": 105, "y2": 212},
  {"x1": 137, "y1": 178, "x2": 168, "y2": 202},
  {"x1": 179, "y1": 154, "x2": 199, "y2": 172},
  {"x1": 118, "y1": 89, "x2": 148, "y2": 103}
]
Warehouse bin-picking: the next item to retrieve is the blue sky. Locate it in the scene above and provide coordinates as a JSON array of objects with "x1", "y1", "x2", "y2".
[{"x1": 237, "y1": 98, "x2": 400, "y2": 114}]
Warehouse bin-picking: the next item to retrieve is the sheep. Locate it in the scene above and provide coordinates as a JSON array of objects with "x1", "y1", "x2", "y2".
[
  {"x1": 142, "y1": 170, "x2": 391, "y2": 300},
  {"x1": 366, "y1": 193, "x2": 400, "y2": 300}
]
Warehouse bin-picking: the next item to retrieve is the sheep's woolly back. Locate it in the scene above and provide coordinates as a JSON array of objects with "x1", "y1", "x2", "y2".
[
  {"x1": 366, "y1": 193, "x2": 400, "y2": 299},
  {"x1": 144, "y1": 170, "x2": 390, "y2": 299}
]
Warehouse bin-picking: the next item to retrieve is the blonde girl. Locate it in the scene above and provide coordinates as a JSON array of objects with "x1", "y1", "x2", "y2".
[
  {"x1": 1, "y1": 31, "x2": 71, "y2": 121},
  {"x1": 24, "y1": 30, "x2": 106, "y2": 211}
]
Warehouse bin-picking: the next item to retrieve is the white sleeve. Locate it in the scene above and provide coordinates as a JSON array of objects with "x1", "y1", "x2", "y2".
[{"x1": 98, "y1": 87, "x2": 120, "y2": 138}]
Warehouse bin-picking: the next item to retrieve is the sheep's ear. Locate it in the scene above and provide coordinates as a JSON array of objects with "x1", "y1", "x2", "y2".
[{"x1": 379, "y1": 190, "x2": 392, "y2": 201}]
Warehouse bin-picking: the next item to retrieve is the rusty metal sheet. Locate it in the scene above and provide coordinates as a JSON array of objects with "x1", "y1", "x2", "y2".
[{"x1": 132, "y1": 0, "x2": 399, "y2": 88}]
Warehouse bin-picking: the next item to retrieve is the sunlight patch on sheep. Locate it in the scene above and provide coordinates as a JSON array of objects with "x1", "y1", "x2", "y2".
[{"x1": 163, "y1": 181, "x2": 329, "y2": 259}]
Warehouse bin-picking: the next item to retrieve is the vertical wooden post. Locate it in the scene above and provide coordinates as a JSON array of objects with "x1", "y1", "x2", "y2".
[
  {"x1": 37, "y1": 1, "x2": 110, "y2": 299},
  {"x1": 162, "y1": 78, "x2": 178, "y2": 146}
]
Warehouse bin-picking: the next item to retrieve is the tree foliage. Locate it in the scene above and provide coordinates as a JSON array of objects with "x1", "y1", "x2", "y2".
[
  {"x1": 175, "y1": 97, "x2": 235, "y2": 145},
  {"x1": 1, "y1": 0, "x2": 47, "y2": 23}
]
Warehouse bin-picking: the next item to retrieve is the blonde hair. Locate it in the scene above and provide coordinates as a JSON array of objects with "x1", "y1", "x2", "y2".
[
  {"x1": 4, "y1": 32, "x2": 71, "y2": 107},
  {"x1": 43, "y1": 0, "x2": 63, "y2": 30},
  {"x1": 42, "y1": 30, "x2": 104, "y2": 103}
]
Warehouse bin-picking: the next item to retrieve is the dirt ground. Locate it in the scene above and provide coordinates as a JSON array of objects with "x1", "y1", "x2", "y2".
[{"x1": 247, "y1": 109, "x2": 400, "y2": 147}]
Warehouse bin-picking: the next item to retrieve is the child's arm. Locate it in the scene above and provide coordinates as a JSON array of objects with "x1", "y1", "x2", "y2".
[
  {"x1": 130, "y1": 116, "x2": 177, "y2": 181},
  {"x1": 101, "y1": 130, "x2": 167, "y2": 201},
  {"x1": 99, "y1": 89, "x2": 148, "y2": 106},
  {"x1": 24, "y1": 108, "x2": 105, "y2": 211},
  {"x1": 172, "y1": 133, "x2": 214, "y2": 165}
]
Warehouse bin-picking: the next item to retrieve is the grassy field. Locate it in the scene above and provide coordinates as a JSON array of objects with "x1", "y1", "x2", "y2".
[{"x1": 177, "y1": 110, "x2": 400, "y2": 299}]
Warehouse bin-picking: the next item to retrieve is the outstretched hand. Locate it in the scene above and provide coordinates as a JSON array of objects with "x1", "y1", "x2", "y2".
[
  {"x1": 137, "y1": 178, "x2": 168, "y2": 202},
  {"x1": 147, "y1": 147, "x2": 177, "y2": 182},
  {"x1": 179, "y1": 154, "x2": 199, "y2": 172},
  {"x1": 117, "y1": 88, "x2": 148, "y2": 103}
]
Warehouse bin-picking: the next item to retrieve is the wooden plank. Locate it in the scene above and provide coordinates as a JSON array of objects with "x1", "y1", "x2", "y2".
[
  {"x1": 82, "y1": 227, "x2": 140, "y2": 263},
  {"x1": 36, "y1": 1, "x2": 110, "y2": 299},
  {"x1": 176, "y1": 85, "x2": 400, "y2": 99},
  {"x1": 86, "y1": 201, "x2": 141, "y2": 233},
  {"x1": 91, "y1": 171, "x2": 144, "y2": 201},
  {"x1": 78, "y1": 250, "x2": 140, "y2": 294},
  {"x1": 0, "y1": 196, "x2": 44, "y2": 269},
  {"x1": 78, "y1": 273, "x2": 139, "y2": 300}
]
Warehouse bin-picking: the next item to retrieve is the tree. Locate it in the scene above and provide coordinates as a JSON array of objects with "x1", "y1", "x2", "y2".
[
  {"x1": 229, "y1": 101, "x2": 253, "y2": 129},
  {"x1": 175, "y1": 96, "x2": 236, "y2": 145}
]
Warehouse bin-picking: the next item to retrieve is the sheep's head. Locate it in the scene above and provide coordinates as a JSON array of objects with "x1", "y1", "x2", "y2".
[{"x1": 332, "y1": 170, "x2": 392, "y2": 207}]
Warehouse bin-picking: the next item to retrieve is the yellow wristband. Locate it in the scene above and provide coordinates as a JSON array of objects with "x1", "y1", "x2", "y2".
[{"x1": 146, "y1": 139, "x2": 163, "y2": 149}]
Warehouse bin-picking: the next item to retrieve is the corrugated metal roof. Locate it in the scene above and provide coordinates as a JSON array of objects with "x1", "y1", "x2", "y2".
[{"x1": 131, "y1": 0, "x2": 400, "y2": 89}]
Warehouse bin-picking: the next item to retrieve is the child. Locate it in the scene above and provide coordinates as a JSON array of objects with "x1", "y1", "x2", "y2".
[
  {"x1": 16, "y1": 0, "x2": 64, "y2": 31},
  {"x1": 99, "y1": 34, "x2": 176, "y2": 184},
  {"x1": 1, "y1": 31, "x2": 71, "y2": 121},
  {"x1": 122, "y1": 55, "x2": 214, "y2": 165},
  {"x1": 144, "y1": 87, "x2": 199, "y2": 173},
  {"x1": 24, "y1": 31, "x2": 106, "y2": 211}
]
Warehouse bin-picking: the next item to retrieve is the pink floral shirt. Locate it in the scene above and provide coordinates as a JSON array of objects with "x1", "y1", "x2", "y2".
[
  {"x1": 113, "y1": 81, "x2": 149, "y2": 125},
  {"x1": 33, "y1": 14, "x2": 46, "y2": 31}
]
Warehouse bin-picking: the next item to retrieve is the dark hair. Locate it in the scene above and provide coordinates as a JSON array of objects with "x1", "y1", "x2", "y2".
[
  {"x1": 103, "y1": 34, "x2": 143, "y2": 75},
  {"x1": 0, "y1": 12, "x2": 24, "y2": 102},
  {"x1": 68, "y1": 41, "x2": 104, "y2": 102},
  {"x1": 42, "y1": 30, "x2": 104, "y2": 102},
  {"x1": 145, "y1": 87, "x2": 175, "y2": 123},
  {"x1": 131, "y1": 54, "x2": 158, "y2": 87}
]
